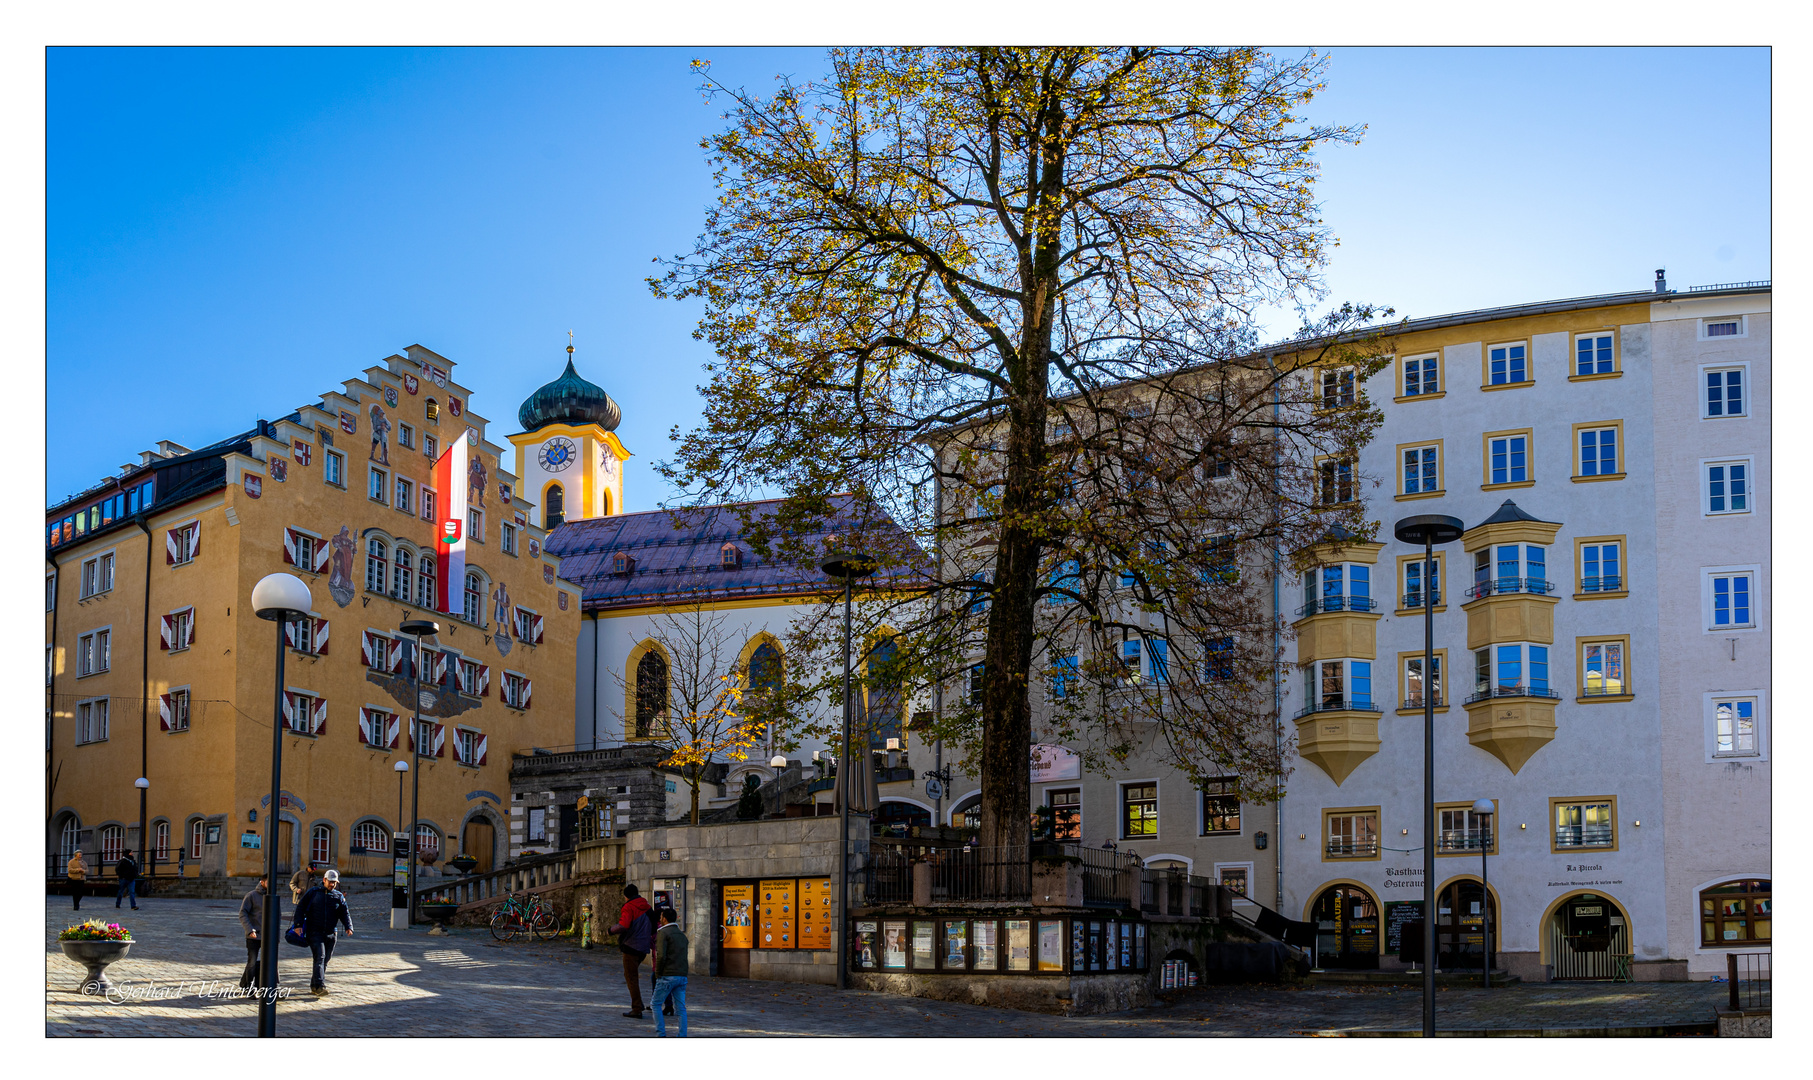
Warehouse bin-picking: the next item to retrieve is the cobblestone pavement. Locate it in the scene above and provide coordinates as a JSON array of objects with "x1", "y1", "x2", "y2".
[{"x1": 47, "y1": 895, "x2": 1726, "y2": 1037}]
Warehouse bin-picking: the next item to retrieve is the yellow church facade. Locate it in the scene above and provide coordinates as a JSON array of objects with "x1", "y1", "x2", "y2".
[{"x1": 47, "y1": 344, "x2": 578, "y2": 883}]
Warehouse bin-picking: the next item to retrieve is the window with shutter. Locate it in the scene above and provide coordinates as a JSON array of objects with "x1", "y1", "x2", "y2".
[
  {"x1": 532, "y1": 614, "x2": 544, "y2": 645},
  {"x1": 361, "y1": 630, "x2": 386, "y2": 670}
]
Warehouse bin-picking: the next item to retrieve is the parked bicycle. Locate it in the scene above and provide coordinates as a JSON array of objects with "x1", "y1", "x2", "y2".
[{"x1": 488, "y1": 891, "x2": 559, "y2": 942}]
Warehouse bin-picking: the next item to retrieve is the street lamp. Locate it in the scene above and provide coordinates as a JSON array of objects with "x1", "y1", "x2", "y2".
[
  {"x1": 392, "y1": 759, "x2": 410, "y2": 929},
  {"x1": 820, "y1": 544, "x2": 876, "y2": 992},
  {"x1": 1392, "y1": 514, "x2": 1463, "y2": 1039},
  {"x1": 251, "y1": 571, "x2": 312, "y2": 1038},
  {"x1": 133, "y1": 778, "x2": 149, "y2": 877},
  {"x1": 1473, "y1": 797, "x2": 1496, "y2": 990},
  {"x1": 398, "y1": 618, "x2": 441, "y2": 927}
]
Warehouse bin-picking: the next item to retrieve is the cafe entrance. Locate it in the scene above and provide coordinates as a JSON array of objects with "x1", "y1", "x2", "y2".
[
  {"x1": 1310, "y1": 884, "x2": 1381, "y2": 970},
  {"x1": 1546, "y1": 892, "x2": 1630, "y2": 980},
  {"x1": 1435, "y1": 880, "x2": 1497, "y2": 971}
]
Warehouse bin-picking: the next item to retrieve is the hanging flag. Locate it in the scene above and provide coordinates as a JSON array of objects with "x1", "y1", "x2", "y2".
[{"x1": 434, "y1": 432, "x2": 470, "y2": 615}]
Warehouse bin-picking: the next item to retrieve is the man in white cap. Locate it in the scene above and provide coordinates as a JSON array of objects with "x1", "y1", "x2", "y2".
[{"x1": 295, "y1": 868, "x2": 353, "y2": 995}]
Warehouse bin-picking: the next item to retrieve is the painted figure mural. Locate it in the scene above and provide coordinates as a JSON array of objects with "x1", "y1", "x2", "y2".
[
  {"x1": 328, "y1": 525, "x2": 356, "y2": 607},
  {"x1": 369, "y1": 404, "x2": 391, "y2": 464},
  {"x1": 468, "y1": 452, "x2": 488, "y2": 509}
]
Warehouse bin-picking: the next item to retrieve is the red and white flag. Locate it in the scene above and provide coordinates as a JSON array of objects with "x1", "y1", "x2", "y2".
[{"x1": 434, "y1": 432, "x2": 469, "y2": 615}]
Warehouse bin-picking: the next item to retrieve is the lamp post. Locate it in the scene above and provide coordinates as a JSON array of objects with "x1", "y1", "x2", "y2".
[
  {"x1": 398, "y1": 618, "x2": 441, "y2": 927},
  {"x1": 1473, "y1": 797, "x2": 1495, "y2": 990},
  {"x1": 252, "y1": 572, "x2": 312, "y2": 1038},
  {"x1": 133, "y1": 777, "x2": 149, "y2": 876},
  {"x1": 1392, "y1": 514, "x2": 1463, "y2": 1039},
  {"x1": 392, "y1": 759, "x2": 410, "y2": 930},
  {"x1": 820, "y1": 545, "x2": 876, "y2": 992}
]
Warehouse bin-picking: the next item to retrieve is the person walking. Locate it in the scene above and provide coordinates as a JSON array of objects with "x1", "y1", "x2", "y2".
[
  {"x1": 66, "y1": 850, "x2": 88, "y2": 911},
  {"x1": 608, "y1": 883, "x2": 654, "y2": 1018},
  {"x1": 114, "y1": 850, "x2": 139, "y2": 910},
  {"x1": 294, "y1": 869, "x2": 353, "y2": 996},
  {"x1": 289, "y1": 862, "x2": 318, "y2": 905},
  {"x1": 651, "y1": 907, "x2": 689, "y2": 1037},
  {"x1": 239, "y1": 877, "x2": 268, "y2": 990},
  {"x1": 652, "y1": 905, "x2": 677, "y2": 1016}
]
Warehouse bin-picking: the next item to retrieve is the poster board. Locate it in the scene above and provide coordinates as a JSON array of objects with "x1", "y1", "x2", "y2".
[
  {"x1": 1384, "y1": 901, "x2": 1424, "y2": 955},
  {"x1": 759, "y1": 878, "x2": 797, "y2": 949},
  {"x1": 798, "y1": 877, "x2": 834, "y2": 950},
  {"x1": 721, "y1": 884, "x2": 754, "y2": 950}
]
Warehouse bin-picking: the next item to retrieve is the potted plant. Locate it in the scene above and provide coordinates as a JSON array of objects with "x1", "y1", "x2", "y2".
[
  {"x1": 420, "y1": 900, "x2": 461, "y2": 935},
  {"x1": 58, "y1": 919, "x2": 133, "y2": 994},
  {"x1": 447, "y1": 853, "x2": 478, "y2": 875}
]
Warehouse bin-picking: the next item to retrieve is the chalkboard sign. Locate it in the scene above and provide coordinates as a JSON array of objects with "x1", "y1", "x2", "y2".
[{"x1": 1385, "y1": 901, "x2": 1425, "y2": 953}]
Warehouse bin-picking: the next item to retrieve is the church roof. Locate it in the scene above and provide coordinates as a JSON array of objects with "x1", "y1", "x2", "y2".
[
  {"x1": 519, "y1": 352, "x2": 621, "y2": 433},
  {"x1": 545, "y1": 494, "x2": 926, "y2": 612}
]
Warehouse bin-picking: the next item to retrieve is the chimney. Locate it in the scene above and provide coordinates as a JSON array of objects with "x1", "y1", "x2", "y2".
[{"x1": 1654, "y1": 269, "x2": 1668, "y2": 294}]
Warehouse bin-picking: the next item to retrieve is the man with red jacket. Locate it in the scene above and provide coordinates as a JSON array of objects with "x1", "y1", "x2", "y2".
[{"x1": 609, "y1": 883, "x2": 654, "y2": 1018}]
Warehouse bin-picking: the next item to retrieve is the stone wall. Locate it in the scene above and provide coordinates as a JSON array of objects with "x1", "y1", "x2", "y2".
[{"x1": 849, "y1": 971, "x2": 1149, "y2": 1016}]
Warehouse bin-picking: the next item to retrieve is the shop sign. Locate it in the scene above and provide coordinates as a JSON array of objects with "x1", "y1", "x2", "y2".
[
  {"x1": 1030, "y1": 743, "x2": 1080, "y2": 783},
  {"x1": 722, "y1": 884, "x2": 754, "y2": 950},
  {"x1": 1384, "y1": 900, "x2": 1424, "y2": 953}
]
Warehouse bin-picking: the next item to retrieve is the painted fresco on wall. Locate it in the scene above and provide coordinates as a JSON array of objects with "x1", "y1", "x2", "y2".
[
  {"x1": 529, "y1": 537, "x2": 541, "y2": 559},
  {"x1": 492, "y1": 581, "x2": 513, "y2": 656},
  {"x1": 328, "y1": 526, "x2": 356, "y2": 607},
  {"x1": 368, "y1": 404, "x2": 391, "y2": 464},
  {"x1": 468, "y1": 453, "x2": 488, "y2": 508}
]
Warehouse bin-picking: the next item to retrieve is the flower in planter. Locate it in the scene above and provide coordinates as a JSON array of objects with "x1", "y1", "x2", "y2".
[{"x1": 59, "y1": 919, "x2": 133, "y2": 942}]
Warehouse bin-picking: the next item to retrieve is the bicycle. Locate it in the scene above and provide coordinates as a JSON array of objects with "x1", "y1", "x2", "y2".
[{"x1": 488, "y1": 891, "x2": 559, "y2": 942}]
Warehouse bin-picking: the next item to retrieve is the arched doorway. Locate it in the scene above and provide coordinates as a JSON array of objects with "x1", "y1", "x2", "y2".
[
  {"x1": 1546, "y1": 892, "x2": 1630, "y2": 980},
  {"x1": 872, "y1": 799, "x2": 931, "y2": 838},
  {"x1": 949, "y1": 792, "x2": 981, "y2": 832},
  {"x1": 1310, "y1": 883, "x2": 1381, "y2": 970},
  {"x1": 1435, "y1": 879, "x2": 1498, "y2": 972},
  {"x1": 462, "y1": 815, "x2": 496, "y2": 874}
]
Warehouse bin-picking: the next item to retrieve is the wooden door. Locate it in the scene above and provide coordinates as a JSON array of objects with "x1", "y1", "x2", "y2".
[
  {"x1": 277, "y1": 820, "x2": 295, "y2": 876},
  {"x1": 463, "y1": 820, "x2": 495, "y2": 874},
  {"x1": 1435, "y1": 881, "x2": 1496, "y2": 971}
]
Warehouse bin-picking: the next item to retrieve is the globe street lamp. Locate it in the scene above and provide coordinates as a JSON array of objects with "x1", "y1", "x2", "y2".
[
  {"x1": 251, "y1": 571, "x2": 312, "y2": 1037},
  {"x1": 820, "y1": 544, "x2": 876, "y2": 992},
  {"x1": 1391, "y1": 514, "x2": 1462, "y2": 1039},
  {"x1": 392, "y1": 759, "x2": 410, "y2": 930},
  {"x1": 398, "y1": 618, "x2": 441, "y2": 926},
  {"x1": 1473, "y1": 797, "x2": 1496, "y2": 990}
]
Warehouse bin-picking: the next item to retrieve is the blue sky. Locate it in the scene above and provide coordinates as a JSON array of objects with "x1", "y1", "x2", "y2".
[{"x1": 47, "y1": 46, "x2": 1770, "y2": 510}]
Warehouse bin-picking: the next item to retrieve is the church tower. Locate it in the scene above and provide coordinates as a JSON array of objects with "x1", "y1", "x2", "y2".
[{"x1": 509, "y1": 343, "x2": 631, "y2": 530}]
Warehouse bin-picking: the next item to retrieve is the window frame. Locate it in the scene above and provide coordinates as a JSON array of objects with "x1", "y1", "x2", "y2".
[
  {"x1": 79, "y1": 550, "x2": 117, "y2": 598},
  {"x1": 1700, "y1": 363, "x2": 1748, "y2": 419},
  {"x1": 1705, "y1": 692, "x2": 1766, "y2": 761},
  {"x1": 1315, "y1": 455, "x2": 1356, "y2": 506},
  {"x1": 514, "y1": 606, "x2": 538, "y2": 642},
  {"x1": 395, "y1": 475, "x2": 414, "y2": 515},
  {"x1": 286, "y1": 689, "x2": 320, "y2": 736},
  {"x1": 368, "y1": 465, "x2": 388, "y2": 503},
  {"x1": 1396, "y1": 648, "x2": 1448, "y2": 714},
  {"x1": 351, "y1": 821, "x2": 389, "y2": 854},
  {"x1": 1317, "y1": 365, "x2": 1357, "y2": 410},
  {"x1": 397, "y1": 422, "x2": 414, "y2": 449},
  {"x1": 166, "y1": 686, "x2": 192, "y2": 732},
  {"x1": 1571, "y1": 420, "x2": 1625, "y2": 482},
  {"x1": 323, "y1": 448, "x2": 345, "y2": 488},
  {"x1": 1395, "y1": 553, "x2": 1446, "y2": 615},
  {"x1": 1199, "y1": 778, "x2": 1241, "y2": 836},
  {"x1": 1048, "y1": 788, "x2": 1082, "y2": 841},
  {"x1": 1480, "y1": 428, "x2": 1535, "y2": 490},
  {"x1": 1569, "y1": 329, "x2": 1620, "y2": 381},
  {"x1": 1302, "y1": 656, "x2": 1376, "y2": 712},
  {"x1": 500, "y1": 521, "x2": 518, "y2": 556},
  {"x1": 1435, "y1": 799, "x2": 1498, "y2": 856},
  {"x1": 76, "y1": 696, "x2": 111, "y2": 744},
  {"x1": 77, "y1": 625, "x2": 112, "y2": 678},
  {"x1": 1396, "y1": 351, "x2": 1443, "y2": 402},
  {"x1": 1120, "y1": 781, "x2": 1160, "y2": 841},
  {"x1": 189, "y1": 819, "x2": 206, "y2": 860},
  {"x1": 169, "y1": 521, "x2": 200, "y2": 566},
  {"x1": 1703, "y1": 566, "x2": 1760, "y2": 632},
  {"x1": 311, "y1": 824, "x2": 333, "y2": 867},
  {"x1": 167, "y1": 607, "x2": 195, "y2": 653},
  {"x1": 1698, "y1": 879, "x2": 1771, "y2": 948},
  {"x1": 1549, "y1": 795, "x2": 1618, "y2": 854},
  {"x1": 1698, "y1": 315, "x2": 1747, "y2": 340},
  {"x1": 1395, "y1": 439, "x2": 1445, "y2": 500},
  {"x1": 1573, "y1": 535, "x2": 1628, "y2": 600},
  {"x1": 1482, "y1": 340, "x2": 1532, "y2": 390},
  {"x1": 1321, "y1": 806, "x2": 1382, "y2": 861},
  {"x1": 1470, "y1": 641, "x2": 1553, "y2": 699},
  {"x1": 1576, "y1": 634, "x2": 1633, "y2": 702},
  {"x1": 1702, "y1": 457, "x2": 1754, "y2": 516},
  {"x1": 468, "y1": 507, "x2": 484, "y2": 544}
]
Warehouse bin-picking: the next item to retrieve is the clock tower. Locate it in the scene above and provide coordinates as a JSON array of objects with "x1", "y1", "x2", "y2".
[{"x1": 508, "y1": 344, "x2": 631, "y2": 529}]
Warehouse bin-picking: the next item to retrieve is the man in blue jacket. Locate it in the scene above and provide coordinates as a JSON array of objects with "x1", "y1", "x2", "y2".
[{"x1": 295, "y1": 869, "x2": 353, "y2": 996}]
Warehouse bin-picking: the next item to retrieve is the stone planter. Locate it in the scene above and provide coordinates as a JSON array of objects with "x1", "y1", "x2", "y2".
[
  {"x1": 420, "y1": 902, "x2": 461, "y2": 935},
  {"x1": 60, "y1": 940, "x2": 132, "y2": 994},
  {"x1": 446, "y1": 855, "x2": 478, "y2": 876}
]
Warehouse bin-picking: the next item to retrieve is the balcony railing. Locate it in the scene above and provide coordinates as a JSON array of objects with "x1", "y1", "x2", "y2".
[
  {"x1": 1402, "y1": 694, "x2": 1444, "y2": 709},
  {"x1": 1437, "y1": 829, "x2": 1495, "y2": 853},
  {"x1": 1325, "y1": 838, "x2": 1380, "y2": 858},
  {"x1": 1579, "y1": 681, "x2": 1630, "y2": 698},
  {"x1": 1293, "y1": 697, "x2": 1380, "y2": 720},
  {"x1": 1400, "y1": 591, "x2": 1441, "y2": 609},
  {"x1": 1578, "y1": 575, "x2": 1623, "y2": 593},
  {"x1": 1295, "y1": 595, "x2": 1379, "y2": 618},
  {"x1": 1553, "y1": 825, "x2": 1614, "y2": 848},
  {"x1": 1465, "y1": 577, "x2": 1556, "y2": 600},
  {"x1": 1465, "y1": 684, "x2": 1561, "y2": 705}
]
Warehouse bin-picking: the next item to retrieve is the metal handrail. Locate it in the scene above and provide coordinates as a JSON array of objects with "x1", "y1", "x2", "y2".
[
  {"x1": 1324, "y1": 839, "x2": 1381, "y2": 858},
  {"x1": 1402, "y1": 694, "x2": 1444, "y2": 709},
  {"x1": 1579, "y1": 682, "x2": 1631, "y2": 698},
  {"x1": 1465, "y1": 577, "x2": 1555, "y2": 600},
  {"x1": 1553, "y1": 825, "x2": 1614, "y2": 848},
  {"x1": 1400, "y1": 591, "x2": 1441, "y2": 609},
  {"x1": 1295, "y1": 595, "x2": 1379, "y2": 618},
  {"x1": 1293, "y1": 697, "x2": 1380, "y2": 720},
  {"x1": 1436, "y1": 829, "x2": 1496, "y2": 853},
  {"x1": 1465, "y1": 685, "x2": 1561, "y2": 704},
  {"x1": 1578, "y1": 575, "x2": 1623, "y2": 593}
]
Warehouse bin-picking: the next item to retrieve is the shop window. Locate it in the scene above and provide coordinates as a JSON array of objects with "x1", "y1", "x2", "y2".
[
  {"x1": 1700, "y1": 879, "x2": 1770, "y2": 945},
  {"x1": 1218, "y1": 866, "x2": 1249, "y2": 897}
]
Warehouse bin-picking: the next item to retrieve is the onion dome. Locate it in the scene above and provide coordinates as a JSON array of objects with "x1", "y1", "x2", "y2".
[{"x1": 518, "y1": 345, "x2": 621, "y2": 432}]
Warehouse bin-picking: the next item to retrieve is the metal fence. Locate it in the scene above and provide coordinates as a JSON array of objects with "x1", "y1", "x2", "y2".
[
  {"x1": 862, "y1": 842, "x2": 1138, "y2": 907},
  {"x1": 1727, "y1": 952, "x2": 1770, "y2": 1011}
]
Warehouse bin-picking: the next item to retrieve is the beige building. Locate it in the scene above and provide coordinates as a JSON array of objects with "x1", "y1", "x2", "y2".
[{"x1": 47, "y1": 344, "x2": 578, "y2": 884}]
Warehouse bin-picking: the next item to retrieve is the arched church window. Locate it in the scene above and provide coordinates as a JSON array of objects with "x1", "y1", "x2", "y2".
[
  {"x1": 635, "y1": 650, "x2": 669, "y2": 738},
  {"x1": 545, "y1": 483, "x2": 565, "y2": 529}
]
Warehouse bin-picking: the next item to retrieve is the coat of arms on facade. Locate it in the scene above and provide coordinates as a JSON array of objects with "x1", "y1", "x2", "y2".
[
  {"x1": 403, "y1": 373, "x2": 419, "y2": 395},
  {"x1": 542, "y1": 564, "x2": 553, "y2": 584},
  {"x1": 385, "y1": 385, "x2": 399, "y2": 408},
  {"x1": 244, "y1": 475, "x2": 262, "y2": 498},
  {"x1": 328, "y1": 526, "x2": 356, "y2": 607},
  {"x1": 269, "y1": 457, "x2": 288, "y2": 482},
  {"x1": 528, "y1": 537, "x2": 541, "y2": 559},
  {"x1": 292, "y1": 440, "x2": 312, "y2": 466},
  {"x1": 557, "y1": 591, "x2": 568, "y2": 611},
  {"x1": 449, "y1": 396, "x2": 463, "y2": 417},
  {"x1": 339, "y1": 411, "x2": 357, "y2": 435}
]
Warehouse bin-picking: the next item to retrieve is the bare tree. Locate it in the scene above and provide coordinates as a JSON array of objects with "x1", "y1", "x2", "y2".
[{"x1": 652, "y1": 47, "x2": 1388, "y2": 854}]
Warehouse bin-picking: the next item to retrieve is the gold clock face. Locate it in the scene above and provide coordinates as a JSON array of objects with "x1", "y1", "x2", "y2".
[{"x1": 538, "y1": 437, "x2": 577, "y2": 472}]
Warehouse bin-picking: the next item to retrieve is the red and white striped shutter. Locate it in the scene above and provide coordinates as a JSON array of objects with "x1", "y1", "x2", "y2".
[
  {"x1": 313, "y1": 618, "x2": 330, "y2": 655},
  {"x1": 187, "y1": 524, "x2": 200, "y2": 561},
  {"x1": 311, "y1": 697, "x2": 327, "y2": 735},
  {"x1": 158, "y1": 694, "x2": 173, "y2": 732},
  {"x1": 312, "y1": 542, "x2": 331, "y2": 574},
  {"x1": 433, "y1": 651, "x2": 448, "y2": 684},
  {"x1": 282, "y1": 618, "x2": 299, "y2": 649},
  {"x1": 521, "y1": 678, "x2": 532, "y2": 710},
  {"x1": 183, "y1": 609, "x2": 196, "y2": 649},
  {"x1": 387, "y1": 715, "x2": 401, "y2": 749},
  {"x1": 166, "y1": 529, "x2": 180, "y2": 564},
  {"x1": 282, "y1": 528, "x2": 298, "y2": 566},
  {"x1": 532, "y1": 615, "x2": 544, "y2": 644},
  {"x1": 358, "y1": 707, "x2": 373, "y2": 746},
  {"x1": 476, "y1": 734, "x2": 488, "y2": 766},
  {"x1": 477, "y1": 665, "x2": 490, "y2": 697},
  {"x1": 431, "y1": 723, "x2": 445, "y2": 758},
  {"x1": 361, "y1": 631, "x2": 378, "y2": 668},
  {"x1": 387, "y1": 638, "x2": 405, "y2": 673},
  {"x1": 159, "y1": 614, "x2": 173, "y2": 651},
  {"x1": 281, "y1": 692, "x2": 295, "y2": 729}
]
